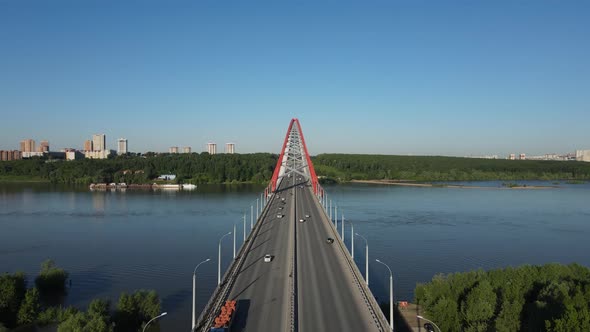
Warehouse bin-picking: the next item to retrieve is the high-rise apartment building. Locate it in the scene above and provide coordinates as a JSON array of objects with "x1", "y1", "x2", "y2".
[
  {"x1": 169, "y1": 146, "x2": 179, "y2": 154},
  {"x1": 38, "y1": 140, "x2": 49, "y2": 153},
  {"x1": 92, "y1": 134, "x2": 106, "y2": 151},
  {"x1": 207, "y1": 143, "x2": 217, "y2": 155},
  {"x1": 225, "y1": 143, "x2": 235, "y2": 154},
  {"x1": 183, "y1": 147, "x2": 191, "y2": 154},
  {"x1": 84, "y1": 140, "x2": 93, "y2": 151},
  {"x1": 118, "y1": 138, "x2": 128, "y2": 155},
  {"x1": 20, "y1": 139, "x2": 35, "y2": 152},
  {"x1": 519, "y1": 153, "x2": 526, "y2": 160}
]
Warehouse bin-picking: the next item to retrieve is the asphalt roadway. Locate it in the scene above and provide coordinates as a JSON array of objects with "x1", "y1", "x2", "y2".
[
  {"x1": 223, "y1": 179, "x2": 384, "y2": 332},
  {"x1": 226, "y1": 180, "x2": 295, "y2": 332},
  {"x1": 296, "y1": 183, "x2": 383, "y2": 332}
]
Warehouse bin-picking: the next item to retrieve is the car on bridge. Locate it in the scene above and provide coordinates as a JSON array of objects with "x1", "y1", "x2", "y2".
[
  {"x1": 326, "y1": 238, "x2": 334, "y2": 244},
  {"x1": 277, "y1": 214, "x2": 283, "y2": 218},
  {"x1": 305, "y1": 214, "x2": 310, "y2": 218},
  {"x1": 299, "y1": 219, "x2": 305, "y2": 223},
  {"x1": 264, "y1": 254, "x2": 272, "y2": 262}
]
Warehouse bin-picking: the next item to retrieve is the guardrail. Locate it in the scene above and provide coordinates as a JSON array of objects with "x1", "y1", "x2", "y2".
[
  {"x1": 195, "y1": 192, "x2": 276, "y2": 332},
  {"x1": 289, "y1": 184, "x2": 298, "y2": 332},
  {"x1": 311, "y1": 189, "x2": 390, "y2": 331}
]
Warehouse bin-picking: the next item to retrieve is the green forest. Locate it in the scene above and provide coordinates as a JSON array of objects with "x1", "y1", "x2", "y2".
[
  {"x1": 0, "y1": 260, "x2": 161, "y2": 332},
  {"x1": 314, "y1": 154, "x2": 590, "y2": 181},
  {"x1": 415, "y1": 263, "x2": 590, "y2": 332},
  {"x1": 1, "y1": 153, "x2": 590, "y2": 184}
]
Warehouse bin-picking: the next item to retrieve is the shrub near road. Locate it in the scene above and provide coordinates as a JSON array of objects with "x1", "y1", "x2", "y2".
[{"x1": 415, "y1": 263, "x2": 590, "y2": 332}]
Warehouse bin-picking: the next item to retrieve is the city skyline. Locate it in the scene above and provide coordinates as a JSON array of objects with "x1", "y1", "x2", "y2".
[{"x1": 1, "y1": 1, "x2": 589, "y2": 155}]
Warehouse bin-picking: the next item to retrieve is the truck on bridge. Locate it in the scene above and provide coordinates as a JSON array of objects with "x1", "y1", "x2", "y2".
[{"x1": 209, "y1": 300, "x2": 237, "y2": 332}]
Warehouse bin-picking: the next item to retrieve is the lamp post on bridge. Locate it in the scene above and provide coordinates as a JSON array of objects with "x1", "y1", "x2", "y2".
[
  {"x1": 256, "y1": 198, "x2": 259, "y2": 220},
  {"x1": 329, "y1": 199, "x2": 332, "y2": 221},
  {"x1": 192, "y1": 258, "x2": 210, "y2": 330},
  {"x1": 417, "y1": 316, "x2": 442, "y2": 332},
  {"x1": 355, "y1": 233, "x2": 369, "y2": 286},
  {"x1": 143, "y1": 312, "x2": 167, "y2": 332},
  {"x1": 243, "y1": 214, "x2": 246, "y2": 242},
  {"x1": 218, "y1": 231, "x2": 232, "y2": 285},
  {"x1": 348, "y1": 219, "x2": 354, "y2": 259},
  {"x1": 233, "y1": 223, "x2": 236, "y2": 259},
  {"x1": 335, "y1": 205, "x2": 338, "y2": 230},
  {"x1": 376, "y1": 259, "x2": 394, "y2": 332},
  {"x1": 341, "y1": 213, "x2": 345, "y2": 242}
]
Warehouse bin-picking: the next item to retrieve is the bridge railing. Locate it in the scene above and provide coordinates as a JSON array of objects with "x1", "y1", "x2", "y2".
[
  {"x1": 194, "y1": 191, "x2": 276, "y2": 332},
  {"x1": 311, "y1": 188, "x2": 391, "y2": 331}
]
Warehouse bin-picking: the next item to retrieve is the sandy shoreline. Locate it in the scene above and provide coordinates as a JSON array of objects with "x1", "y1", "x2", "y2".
[{"x1": 349, "y1": 179, "x2": 558, "y2": 190}]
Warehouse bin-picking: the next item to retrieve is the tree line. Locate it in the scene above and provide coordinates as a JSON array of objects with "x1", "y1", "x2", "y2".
[
  {"x1": 0, "y1": 260, "x2": 161, "y2": 332},
  {"x1": 415, "y1": 263, "x2": 590, "y2": 332},
  {"x1": 1, "y1": 153, "x2": 590, "y2": 184},
  {"x1": 314, "y1": 154, "x2": 590, "y2": 181}
]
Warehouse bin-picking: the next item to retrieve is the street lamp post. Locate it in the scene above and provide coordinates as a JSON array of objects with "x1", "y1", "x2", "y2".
[
  {"x1": 251, "y1": 205, "x2": 253, "y2": 230},
  {"x1": 329, "y1": 199, "x2": 332, "y2": 221},
  {"x1": 192, "y1": 259, "x2": 210, "y2": 330},
  {"x1": 341, "y1": 213, "x2": 345, "y2": 242},
  {"x1": 335, "y1": 206, "x2": 338, "y2": 229},
  {"x1": 243, "y1": 214, "x2": 246, "y2": 242},
  {"x1": 143, "y1": 312, "x2": 167, "y2": 332},
  {"x1": 416, "y1": 315, "x2": 442, "y2": 332},
  {"x1": 417, "y1": 316, "x2": 442, "y2": 332},
  {"x1": 233, "y1": 223, "x2": 236, "y2": 259},
  {"x1": 376, "y1": 259, "x2": 394, "y2": 332},
  {"x1": 348, "y1": 220, "x2": 354, "y2": 259},
  {"x1": 218, "y1": 232, "x2": 232, "y2": 285},
  {"x1": 355, "y1": 233, "x2": 369, "y2": 285},
  {"x1": 256, "y1": 198, "x2": 259, "y2": 220}
]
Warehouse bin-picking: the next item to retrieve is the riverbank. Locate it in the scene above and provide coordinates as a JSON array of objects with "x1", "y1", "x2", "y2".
[
  {"x1": 0, "y1": 175, "x2": 49, "y2": 183},
  {"x1": 350, "y1": 179, "x2": 558, "y2": 189}
]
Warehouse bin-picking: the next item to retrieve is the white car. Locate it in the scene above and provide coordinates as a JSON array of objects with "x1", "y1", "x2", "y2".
[
  {"x1": 277, "y1": 214, "x2": 283, "y2": 218},
  {"x1": 264, "y1": 254, "x2": 272, "y2": 262},
  {"x1": 305, "y1": 214, "x2": 310, "y2": 218},
  {"x1": 299, "y1": 219, "x2": 305, "y2": 223}
]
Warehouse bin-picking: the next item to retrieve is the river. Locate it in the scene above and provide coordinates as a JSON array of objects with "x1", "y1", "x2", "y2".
[{"x1": 1, "y1": 181, "x2": 589, "y2": 330}]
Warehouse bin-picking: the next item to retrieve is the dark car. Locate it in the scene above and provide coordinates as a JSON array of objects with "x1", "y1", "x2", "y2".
[
  {"x1": 424, "y1": 323, "x2": 435, "y2": 332},
  {"x1": 326, "y1": 238, "x2": 334, "y2": 244}
]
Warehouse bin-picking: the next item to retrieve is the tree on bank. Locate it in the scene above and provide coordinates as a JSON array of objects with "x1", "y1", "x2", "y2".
[
  {"x1": 0, "y1": 272, "x2": 26, "y2": 328},
  {"x1": 415, "y1": 263, "x2": 590, "y2": 332},
  {"x1": 17, "y1": 288, "x2": 40, "y2": 325}
]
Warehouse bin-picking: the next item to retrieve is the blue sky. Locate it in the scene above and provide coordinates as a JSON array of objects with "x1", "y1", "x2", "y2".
[{"x1": 1, "y1": 1, "x2": 588, "y2": 156}]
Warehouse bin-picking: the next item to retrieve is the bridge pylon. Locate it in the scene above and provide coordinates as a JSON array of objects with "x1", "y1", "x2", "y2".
[{"x1": 270, "y1": 118, "x2": 319, "y2": 195}]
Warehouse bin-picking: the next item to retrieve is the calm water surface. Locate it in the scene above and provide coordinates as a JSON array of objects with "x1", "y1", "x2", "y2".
[{"x1": 1, "y1": 181, "x2": 589, "y2": 330}]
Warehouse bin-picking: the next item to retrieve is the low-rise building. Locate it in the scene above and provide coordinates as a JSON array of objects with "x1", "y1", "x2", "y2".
[
  {"x1": 576, "y1": 150, "x2": 590, "y2": 162},
  {"x1": 22, "y1": 151, "x2": 45, "y2": 158},
  {"x1": 66, "y1": 151, "x2": 85, "y2": 161},
  {"x1": 84, "y1": 150, "x2": 113, "y2": 159}
]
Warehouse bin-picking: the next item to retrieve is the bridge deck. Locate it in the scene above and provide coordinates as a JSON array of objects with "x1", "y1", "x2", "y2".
[
  {"x1": 297, "y1": 183, "x2": 384, "y2": 331},
  {"x1": 199, "y1": 179, "x2": 388, "y2": 331}
]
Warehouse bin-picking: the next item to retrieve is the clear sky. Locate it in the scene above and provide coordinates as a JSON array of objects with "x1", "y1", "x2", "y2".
[{"x1": 1, "y1": 1, "x2": 588, "y2": 156}]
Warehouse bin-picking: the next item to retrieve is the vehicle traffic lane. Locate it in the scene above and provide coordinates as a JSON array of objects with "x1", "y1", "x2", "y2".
[
  {"x1": 297, "y1": 185, "x2": 380, "y2": 332},
  {"x1": 227, "y1": 184, "x2": 294, "y2": 332}
]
